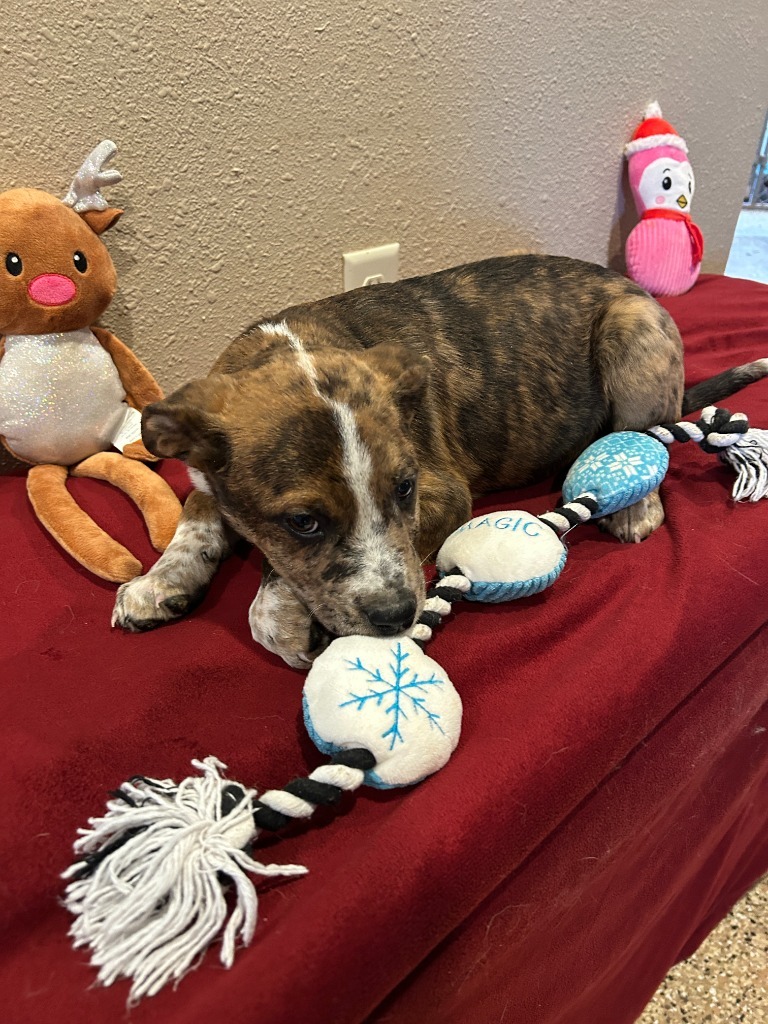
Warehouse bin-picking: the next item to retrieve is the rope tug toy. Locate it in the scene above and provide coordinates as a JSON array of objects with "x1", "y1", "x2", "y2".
[{"x1": 63, "y1": 406, "x2": 768, "y2": 1002}]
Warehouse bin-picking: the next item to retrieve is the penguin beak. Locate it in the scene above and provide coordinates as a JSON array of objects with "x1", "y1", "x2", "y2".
[{"x1": 677, "y1": 194, "x2": 688, "y2": 209}]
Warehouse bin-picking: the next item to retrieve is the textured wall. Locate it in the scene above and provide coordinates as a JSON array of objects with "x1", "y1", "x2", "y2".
[{"x1": 2, "y1": 0, "x2": 766, "y2": 391}]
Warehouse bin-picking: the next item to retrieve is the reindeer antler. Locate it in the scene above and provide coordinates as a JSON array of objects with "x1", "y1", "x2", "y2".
[{"x1": 62, "y1": 140, "x2": 122, "y2": 213}]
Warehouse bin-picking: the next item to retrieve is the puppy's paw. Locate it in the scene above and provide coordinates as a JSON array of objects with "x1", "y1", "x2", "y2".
[
  {"x1": 599, "y1": 491, "x2": 665, "y2": 544},
  {"x1": 112, "y1": 572, "x2": 200, "y2": 632},
  {"x1": 249, "y1": 577, "x2": 332, "y2": 669}
]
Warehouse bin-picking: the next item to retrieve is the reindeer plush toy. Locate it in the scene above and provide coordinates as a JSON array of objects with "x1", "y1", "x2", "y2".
[{"x1": 0, "y1": 142, "x2": 181, "y2": 582}]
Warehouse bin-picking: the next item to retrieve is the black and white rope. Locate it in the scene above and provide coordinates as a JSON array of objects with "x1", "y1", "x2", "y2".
[
  {"x1": 400, "y1": 407, "x2": 766, "y2": 652},
  {"x1": 646, "y1": 406, "x2": 749, "y2": 453},
  {"x1": 62, "y1": 749, "x2": 383, "y2": 1002},
  {"x1": 538, "y1": 493, "x2": 599, "y2": 536},
  {"x1": 406, "y1": 495, "x2": 600, "y2": 647},
  {"x1": 68, "y1": 748, "x2": 380, "y2": 888},
  {"x1": 646, "y1": 406, "x2": 768, "y2": 501},
  {"x1": 252, "y1": 747, "x2": 376, "y2": 831},
  {"x1": 408, "y1": 573, "x2": 471, "y2": 647}
]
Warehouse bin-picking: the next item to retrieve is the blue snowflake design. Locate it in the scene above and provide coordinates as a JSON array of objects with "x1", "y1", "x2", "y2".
[
  {"x1": 574, "y1": 446, "x2": 661, "y2": 481},
  {"x1": 564, "y1": 433, "x2": 668, "y2": 516},
  {"x1": 341, "y1": 642, "x2": 446, "y2": 751}
]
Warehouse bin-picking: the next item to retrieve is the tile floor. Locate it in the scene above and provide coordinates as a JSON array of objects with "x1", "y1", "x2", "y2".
[{"x1": 636, "y1": 874, "x2": 767, "y2": 1021}]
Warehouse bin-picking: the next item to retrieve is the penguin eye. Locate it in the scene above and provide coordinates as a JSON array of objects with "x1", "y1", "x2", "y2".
[
  {"x1": 688, "y1": 181, "x2": 692, "y2": 194},
  {"x1": 662, "y1": 176, "x2": 672, "y2": 191}
]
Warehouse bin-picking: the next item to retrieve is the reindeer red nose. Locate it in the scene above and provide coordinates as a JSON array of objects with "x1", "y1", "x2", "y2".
[{"x1": 27, "y1": 274, "x2": 77, "y2": 306}]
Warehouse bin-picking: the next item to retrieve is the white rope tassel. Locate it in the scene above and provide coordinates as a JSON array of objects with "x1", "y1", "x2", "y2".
[
  {"x1": 62, "y1": 757, "x2": 307, "y2": 1004},
  {"x1": 720, "y1": 427, "x2": 768, "y2": 501}
]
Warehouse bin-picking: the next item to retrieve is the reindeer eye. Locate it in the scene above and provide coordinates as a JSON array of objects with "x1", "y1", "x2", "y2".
[
  {"x1": 73, "y1": 251, "x2": 88, "y2": 273},
  {"x1": 5, "y1": 252, "x2": 22, "y2": 276}
]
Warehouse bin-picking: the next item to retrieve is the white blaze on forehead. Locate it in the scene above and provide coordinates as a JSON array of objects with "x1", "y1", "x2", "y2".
[
  {"x1": 259, "y1": 320, "x2": 403, "y2": 582},
  {"x1": 259, "y1": 320, "x2": 318, "y2": 384},
  {"x1": 329, "y1": 401, "x2": 402, "y2": 584}
]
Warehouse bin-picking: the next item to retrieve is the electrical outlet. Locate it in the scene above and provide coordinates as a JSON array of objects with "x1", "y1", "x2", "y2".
[{"x1": 343, "y1": 243, "x2": 400, "y2": 291}]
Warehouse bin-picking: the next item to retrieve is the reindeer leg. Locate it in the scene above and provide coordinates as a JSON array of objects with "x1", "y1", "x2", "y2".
[
  {"x1": 71, "y1": 452, "x2": 181, "y2": 552},
  {"x1": 27, "y1": 464, "x2": 142, "y2": 583}
]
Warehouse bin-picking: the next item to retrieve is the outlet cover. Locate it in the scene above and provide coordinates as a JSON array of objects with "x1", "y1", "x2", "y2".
[{"x1": 343, "y1": 243, "x2": 399, "y2": 291}]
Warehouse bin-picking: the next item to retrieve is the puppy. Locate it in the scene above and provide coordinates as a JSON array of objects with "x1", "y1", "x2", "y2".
[{"x1": 112, "y1": 255, "x2": 768, "y2": 666}]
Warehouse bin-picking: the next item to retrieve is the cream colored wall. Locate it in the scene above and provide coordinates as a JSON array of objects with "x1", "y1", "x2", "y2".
[{"x1": 2, "y1": 1, "x2": 766, "y2": 391}]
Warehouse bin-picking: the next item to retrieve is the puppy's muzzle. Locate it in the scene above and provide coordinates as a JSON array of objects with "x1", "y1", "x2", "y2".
[{"x1": 359, "y1": 593, "x2": 418, "y2": 637}]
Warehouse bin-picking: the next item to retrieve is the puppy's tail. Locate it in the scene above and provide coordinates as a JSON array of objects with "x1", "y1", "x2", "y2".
[{"x1": 682, "y1": 358, "x2": 768, "y2": 415}]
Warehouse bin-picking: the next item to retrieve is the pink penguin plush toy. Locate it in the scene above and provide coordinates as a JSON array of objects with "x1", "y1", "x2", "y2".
[{"x1": 624, "y1": 102, "x2": 703, "y2": 296}]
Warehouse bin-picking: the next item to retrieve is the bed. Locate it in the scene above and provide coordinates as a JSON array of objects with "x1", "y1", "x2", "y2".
[{"x1": 2, "y1": 272, "x2": 768, "y2": 1024}]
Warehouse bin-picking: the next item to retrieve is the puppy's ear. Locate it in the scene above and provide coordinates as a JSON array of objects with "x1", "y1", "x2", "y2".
[
  {"x1": 364, "y1": 342, "x2": 432, "y2": 423},
  {"x1": 141, "y1": 377, "x2": 230, "y2": 472}
]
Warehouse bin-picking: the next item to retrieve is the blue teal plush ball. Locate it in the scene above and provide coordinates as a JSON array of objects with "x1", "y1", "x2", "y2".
[{"x1": 562, "y1": 432, "x2": 669, "y2": 517}]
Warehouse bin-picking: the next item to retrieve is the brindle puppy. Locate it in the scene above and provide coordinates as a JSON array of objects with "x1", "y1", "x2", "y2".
[{"x1": 112, "y1": 255, "x2": 768, "y2": 667}]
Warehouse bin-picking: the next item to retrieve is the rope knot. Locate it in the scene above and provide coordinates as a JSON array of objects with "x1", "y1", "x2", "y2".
[{"x1": 696, "y1": 406, "x2": 750, "y2": 453}]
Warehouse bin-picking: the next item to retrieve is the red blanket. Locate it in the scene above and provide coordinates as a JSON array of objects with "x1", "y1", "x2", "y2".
[{"x1": 2, "y1": 274, "x2": 768, "y2": 1024}]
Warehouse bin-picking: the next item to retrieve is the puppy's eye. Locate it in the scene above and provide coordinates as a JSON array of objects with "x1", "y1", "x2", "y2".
[
  {"x1": 662, "y1": 176, "x2": 672, "y2": 191},
  {"x1": 284, "y1": 512, "x2": 322, "y2": 538},
  {"x1": 73, "y1": 251, "x2": 88, "y2": 273},
  {"x1": 395, "y1": 479, "x2": 414, "y2": 502},
  {"x1": 5, "y1": 252, "x2": 22, "y2": 276}
]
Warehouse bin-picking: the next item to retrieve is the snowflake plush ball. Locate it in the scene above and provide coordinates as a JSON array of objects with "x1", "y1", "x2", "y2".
[
  {"x1": 624, "y1": 102, "x2": 703, "y2": 296},
  {"x1": 304, "y1": 636, "x2": 462, "y2": 788}
]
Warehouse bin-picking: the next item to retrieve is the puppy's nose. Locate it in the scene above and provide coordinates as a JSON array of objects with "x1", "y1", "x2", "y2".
[{"x1": 364, "y1": 597, "x2": 417, "y2": 637}]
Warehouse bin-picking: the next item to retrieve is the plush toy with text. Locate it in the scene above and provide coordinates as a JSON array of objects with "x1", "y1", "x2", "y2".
[
  {"x1": 61, "y1": 404, "x2": 768, "y2": 1003},
  {"x1": 624, "y1": 101, "x2": 703, "y2": 296},
  {"x1": 0, "y1": 141, "x2": 181, "y2": 582}
]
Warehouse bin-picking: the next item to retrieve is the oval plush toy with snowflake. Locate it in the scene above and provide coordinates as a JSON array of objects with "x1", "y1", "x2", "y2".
[
  {"x1": 624, "y1": 101, "x2": 703, "y2": 296},
  {"x1": 62, "y1": 406, "x2": 768, "y2": 1003}
]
